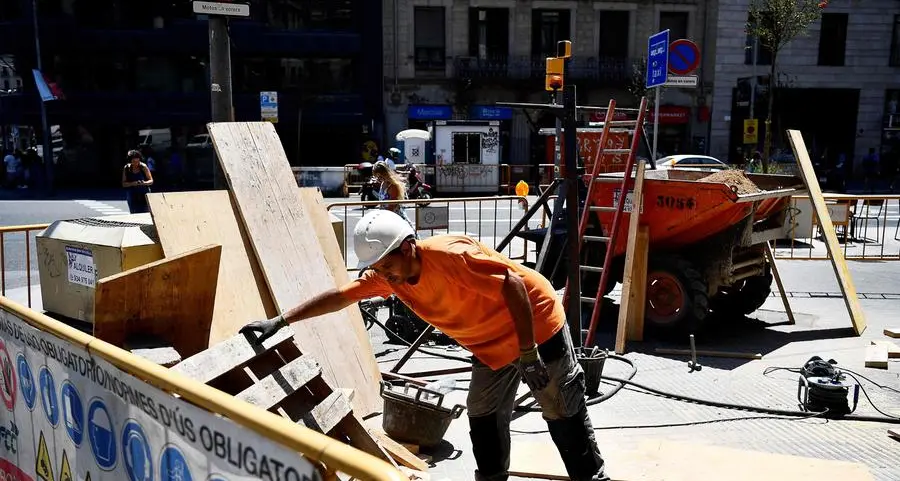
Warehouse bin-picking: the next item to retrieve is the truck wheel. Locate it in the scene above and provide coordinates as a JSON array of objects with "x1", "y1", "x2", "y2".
[
  {"x1": 645, "y1": 256, "x2": 709, "y2": 335},
  {"x1": 711, "y1": 269, "x2": 773, "y2": 317}
]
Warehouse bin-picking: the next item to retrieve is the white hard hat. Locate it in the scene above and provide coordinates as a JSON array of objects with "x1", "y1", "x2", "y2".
[
  {"x1": 389, "y1": 147, "x2": 401, "y2": 154},
  {"x1": 354, "y1": 210, "x2": 415, "y2": 269}
]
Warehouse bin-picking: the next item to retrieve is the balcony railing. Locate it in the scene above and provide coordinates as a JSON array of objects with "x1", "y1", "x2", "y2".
[{"x1": 454, "y1": 55, "x2": 639, "y2": 85}]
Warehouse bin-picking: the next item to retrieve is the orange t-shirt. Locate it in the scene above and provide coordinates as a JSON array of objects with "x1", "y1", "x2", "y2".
[{"x1": 341, "y1": 235, "x2": 566, "y2": 369}]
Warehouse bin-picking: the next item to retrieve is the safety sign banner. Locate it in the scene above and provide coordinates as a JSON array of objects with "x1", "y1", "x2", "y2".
[{"x1": 0, "y1": 308, "x2": 321, "y2": 481}]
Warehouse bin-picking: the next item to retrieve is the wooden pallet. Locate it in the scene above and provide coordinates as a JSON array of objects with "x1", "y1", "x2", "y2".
[{"x1": 170, "y1": 327, "x2": 424, "y2": 471}]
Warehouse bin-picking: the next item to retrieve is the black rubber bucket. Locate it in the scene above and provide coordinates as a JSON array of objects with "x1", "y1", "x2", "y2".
[
  {"x1": 576, "y1": 348, "x2": 608, "y2": 396},
  {"x1": 380, "y1": 381, "x2": 465, "y2": 447}
]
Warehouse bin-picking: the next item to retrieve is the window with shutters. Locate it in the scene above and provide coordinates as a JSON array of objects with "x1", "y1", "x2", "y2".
[{"x1": 415, "y1": 7, "x2": 447, "y2": 72}]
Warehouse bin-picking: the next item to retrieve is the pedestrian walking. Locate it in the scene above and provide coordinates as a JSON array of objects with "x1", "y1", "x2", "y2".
[
  {"x1": 121, "y1": 149, "x2": 153, "y2": 213},
  {"x1": 240, "y1": 209, "x2": 609, "y2": 481},
  {"x1": 373, "y1": 160, "x2": 412, "y2": 227}
]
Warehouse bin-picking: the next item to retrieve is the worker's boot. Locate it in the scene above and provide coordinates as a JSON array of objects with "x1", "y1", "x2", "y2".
[
  {"x1": 470, "y1": 413, "x2": 510, "y2": 481},
  {"x1": 547, "y1": 406, "x2": 608, "y2": 481}
]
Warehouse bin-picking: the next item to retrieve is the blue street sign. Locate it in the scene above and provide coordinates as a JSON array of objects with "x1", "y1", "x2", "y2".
[
  {"x1": 61, "y1": 381, "x2": 85, "y2": 446},
  {"x1": 646, "y1": 29, "x2": 670, "y2": 88},
  {"x1": 88, "y1": 398, "x2": 118, "y2": 470},
  {"x1": 16, "y1": 354, "x2": 35, "y2": 411},
  {"x1": 39, "y1": 366, "x2": 59, "y2": 427},
  {"x1": 160, "y1": 445, "x2": 194, "y2": 481},
  {"x1": 123, "y1": 420, "x2": 153, "y2": 481}
]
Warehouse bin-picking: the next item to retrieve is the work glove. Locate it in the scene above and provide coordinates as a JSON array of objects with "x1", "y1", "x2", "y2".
[
  {"x1": 519, "y1": 345, "x2": 550, "y2": 392},
  {"x1": 239, "y1": 314, "x2": 287, "y2": 344}
]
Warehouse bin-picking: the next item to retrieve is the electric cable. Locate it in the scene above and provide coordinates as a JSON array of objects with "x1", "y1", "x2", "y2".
[{"x1": 514, "y1": 353, "x2": 638, "y2": 412}]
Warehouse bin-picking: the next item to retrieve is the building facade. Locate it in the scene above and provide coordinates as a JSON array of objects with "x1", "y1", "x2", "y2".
[
  {"x1": 709, "y1": 0, "x2": 900, "y2": 171},
  {"x1": 0, "y1": 0, "x2": 383, "y2": 187},
  {"x1": 382, "y1": 0, "x2": 718, "y2": 168}
]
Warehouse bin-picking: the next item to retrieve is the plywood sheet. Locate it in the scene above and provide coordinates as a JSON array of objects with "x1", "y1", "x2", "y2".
[
  {"x1": 510, "y1": 440, "x2": 874, "y2": 481},
  {"x1": 94, "y1": 245, "x2": 221, "y2": 357},
  {"x1": 147, "y1": 191, "x2": 276, "y2": 345},
  {"x1": 208, "y1": 121, "x2": 381, "y2": 416},
  {"x1": 787, "y1": 130, "x2": 866, "y2": 335}
]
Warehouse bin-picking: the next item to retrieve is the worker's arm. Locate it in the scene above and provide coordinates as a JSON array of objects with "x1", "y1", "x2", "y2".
[
  {"x1": 281, "y1": 289, "x2": 354, "y2": 325},
  {"x1": 121, "y1": 168, "x2": 131, "y2": 187},
  {"x1": 501, "y1": 269, "x2": 536, "y2": 351},
  {"x1": 240, "y1": 273, "x2": 392, "y2": 343}
]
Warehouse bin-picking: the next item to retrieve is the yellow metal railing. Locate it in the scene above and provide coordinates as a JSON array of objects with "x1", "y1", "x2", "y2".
[
  {"x1": 0, "y1": 296, "x2": 405, "y2": 481},
  {"x1": 0, "y1": 223, "x2": 50, "y2": 308}
]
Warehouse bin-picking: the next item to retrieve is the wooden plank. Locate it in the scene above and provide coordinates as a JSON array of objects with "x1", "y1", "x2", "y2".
[
  {"x1": 147, "y1": 191, "x2": 277, "y2": 345},
  {"x1": 615, "y1": 160, "x2": 646, "y2": 354},
  {"x1": 625, "y1": 226, "x2": 649, "y2": 343},
  {"x1": 128, "y1": 346, "x2": 182, "y2": 368},
  {"x1": 509, "y1": 440, "x2": 875, "y2": 481},
  {"x1": 94, "y1": 245, "x2": 221, "y2": 357},
  {"x1": 871, "y1": 341, "x2": 900, "y2": 359},
  {"x1": 786, "y1": 130, "x2": 866, "y2": 336},
  {"x1": 655, "y1": 348, "x2": 762, "y2": 360},
  {"x1": 370, "y1": 429, "x2": 430, "y2": 472},
  {"x1": 302, "y1": 390, "x2": 353, "y2": 435},
  {"x1": 235, "y1": 355, "x2": 322, "y2": 410},
  {"x1": 171, "y1": 326, "x2": 295, "y2": 384},
  {"x1": 765, "y1": 243, "x2": 795, "y2": 324},
  {"x1": 884, "y1": 328, "x2": 900, "y2": 338},
  {"x1": 889, "y1": 428, "x2": 900, "y2": 440},
  {"x1": 865, "y1": 343, "x2": 888, "y2": 369},
  {"x1": 209, "y1": 121, "x2": 380, "y2": 416}
]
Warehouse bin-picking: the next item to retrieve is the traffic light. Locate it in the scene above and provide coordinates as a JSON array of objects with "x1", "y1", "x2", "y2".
[{"x1": 545, "y1": 57, "x2": 564, "y2": 92}]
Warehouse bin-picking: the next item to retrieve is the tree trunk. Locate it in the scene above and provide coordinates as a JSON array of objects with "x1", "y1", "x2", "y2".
[{"x1": 762, "y1": 53, "x2": 777, "y2": 172}]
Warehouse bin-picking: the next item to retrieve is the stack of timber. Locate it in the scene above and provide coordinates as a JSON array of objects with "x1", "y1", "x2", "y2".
[{"x1": 120, "y1": 121, "x2": 417, "y2": 472}]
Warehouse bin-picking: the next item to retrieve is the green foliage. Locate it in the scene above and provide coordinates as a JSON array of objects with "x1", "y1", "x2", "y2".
[{"x1": 746, "y1": 0, "x2": 825, "y2": 55}]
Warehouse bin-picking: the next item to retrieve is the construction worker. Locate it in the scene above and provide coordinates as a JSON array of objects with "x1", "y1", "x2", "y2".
[{"x1": 240, "y1": 209, "x2": 608, "y2": 481}]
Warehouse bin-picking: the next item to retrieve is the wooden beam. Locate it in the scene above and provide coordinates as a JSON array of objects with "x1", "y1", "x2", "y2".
[
  {"x1": 171, "y1": 327, "x2": 296, "y2": 384},
  {"x1": 765, "y1": 243, "x2": 795, "y2": 325},
  {"x1": 302, "y1": 390, "x2": 353, "y2": 436},
  {"x1": 625, "y1": 226, "x2": 649, "y2": 344},
  {"x1": 236, "y1": 355, "x2": 322, "y2": 410},
  {"x1": 865, "y1": 343, "x2": 889, "y2": 369},
  {"x1": 884, "y1": 328, "x2": 900, "y2": 338},
  {"x1": 786, "y1": 130, "x2": 866, "y2": 336},
  {"x1": 615, "y1": 162, "x2": 646, "y2": 354},
  {"x1": 871, "y1": 341, "x2": 900, "y2": 359},
  {"x1": 369, "y1": 429, "x2": 430, "y2": 472}
]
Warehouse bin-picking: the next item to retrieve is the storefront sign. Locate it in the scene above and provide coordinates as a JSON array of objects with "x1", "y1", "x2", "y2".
[
  {"x1": 408, "y1": 105, "x2": 452, "y2": 120},
  {"x1": 648, "y1": 106, "x2": 691, "y2": 125},
  {"x1": 469, "y1": 106, "x2": 512, "y2": 121},
  {"x1": 0, "y1": 308, "x2": 320, "y2": 481}
]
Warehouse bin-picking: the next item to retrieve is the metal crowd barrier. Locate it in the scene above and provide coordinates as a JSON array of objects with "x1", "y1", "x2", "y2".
[
  {"x1": 328, "y1": 196, "x2": 534, "y2": 272},
  {"x1": 0, "y1": 297, "x2": 405, "y2": 481},
  {"x1": 0, "y1": 223, "x2": 49, "y2": 308},
  {"x1": 773, "y1": 194, "x2": 900, "y2": 261}
]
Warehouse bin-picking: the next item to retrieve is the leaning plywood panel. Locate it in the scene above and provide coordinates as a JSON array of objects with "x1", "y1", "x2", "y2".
[
  {"x1": 208, "y1": 121, "x2": 381, "y2": 416},
  {"x1": 147, "y1": 191, "x2": 276, "y2": 345},
  {"x1": 94, "y1": 245, "x2": 221, "y2": 358},
  {"x1": 787, "y1": 130, "x2": 866, "y2": 335}
]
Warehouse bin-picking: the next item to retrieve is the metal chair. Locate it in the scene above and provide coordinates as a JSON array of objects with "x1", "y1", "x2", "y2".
[{"x1": 852, "y1": 199, "x2": 884, "y2": 244}]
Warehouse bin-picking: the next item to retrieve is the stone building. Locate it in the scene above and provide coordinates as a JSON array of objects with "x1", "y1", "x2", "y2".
[
  {"x1": 709, "y1": 0, "x2": 900, "y2": 171},
  {"x1": 382, "y1": 0, "x2": 717, "y2": 168}
]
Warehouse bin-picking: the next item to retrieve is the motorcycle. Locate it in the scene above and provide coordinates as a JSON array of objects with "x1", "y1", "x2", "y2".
[
  {"x1": 357, "y1": 162, "x2": 379, "y2": 205},
  {"x1": 406, "y1": 167, "x2": 433, "y2": 206}
]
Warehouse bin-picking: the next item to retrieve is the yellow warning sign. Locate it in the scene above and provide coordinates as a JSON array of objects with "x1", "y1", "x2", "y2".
[
  {"x1": 743, "y1": 119, "x2": 759, "y2": 144},
  {"x1": 36, "y1": 431, "x2": 55, "y2": 481},
  {"x1": 59, "y1": 451, "x2": 72, "y2": 481}
]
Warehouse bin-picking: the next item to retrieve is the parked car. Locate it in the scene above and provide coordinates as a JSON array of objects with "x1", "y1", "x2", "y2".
[{"x1": 654, "y1": 155, "x2": 728, "y2": 170}]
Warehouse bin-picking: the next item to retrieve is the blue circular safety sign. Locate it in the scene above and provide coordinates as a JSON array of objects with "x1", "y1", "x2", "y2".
[
  {"x1": 39, "y1": 366, "x2": 59, "y2": 426},
  {"x1": 123, "y1": 420, "x2": 153, "y2": 481},
  {"x1": 88, "y1": 398, "x2": 118, "y2": 470},
  {"x1": 16, "y1": 354, "x2": 36, "y2": 411},
  {"x1": 160, "y1": 445, "x2": 193, "y2": 481},
  {"x1": 61, "y1": 381, "x2": 85, "y2": 446}
]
